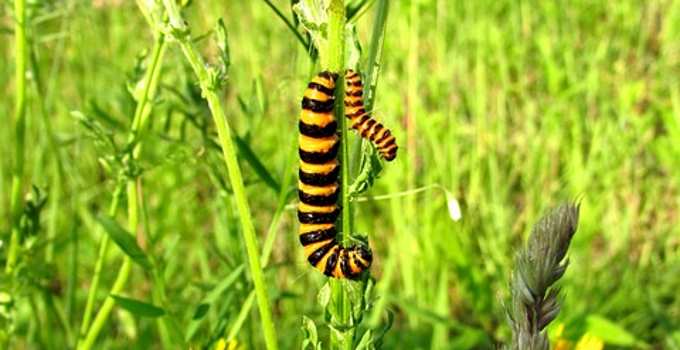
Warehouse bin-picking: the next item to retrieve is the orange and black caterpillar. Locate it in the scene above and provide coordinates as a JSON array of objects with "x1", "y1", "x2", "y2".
[
  {"x1": 344, "y1": 69, "x2": 398, "y2": 161},
  {"x1": 298, "y1": 71, "x2": 372, "y2": 279}
]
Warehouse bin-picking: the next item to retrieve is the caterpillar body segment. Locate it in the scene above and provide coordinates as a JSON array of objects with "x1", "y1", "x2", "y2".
[
  {"x1": 298, "y1": 71, "x2": 373, "y2": 279},
  {"x1": 344, "y1": 69, "x2": 398, "y2": 161}
]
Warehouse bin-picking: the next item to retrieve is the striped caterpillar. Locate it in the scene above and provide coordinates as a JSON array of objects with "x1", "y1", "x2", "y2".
[
  {"x1": 344, "y1": 69, "x2": 398, "y2": 161},
  {"x1": 298, "y1": 71, "x2": 372, "y2": 279}
]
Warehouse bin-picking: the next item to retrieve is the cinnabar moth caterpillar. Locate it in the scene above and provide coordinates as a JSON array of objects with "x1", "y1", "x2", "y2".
[
  {"x1": 298, "y1": 71, "x2": 372, "y2": 279},
  {"x1": 344, "y1": 69, "x2": 398, "y2": 161}
]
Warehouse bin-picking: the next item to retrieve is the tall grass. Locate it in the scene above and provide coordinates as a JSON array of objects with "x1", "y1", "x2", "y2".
[{"x1": 6, "y1": 0, "x2": 28, "y2": 276}]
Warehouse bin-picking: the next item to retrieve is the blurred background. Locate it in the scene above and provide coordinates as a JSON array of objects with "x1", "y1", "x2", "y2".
[{"x1": 1, "y1": 0, "x2": 679, "y2": 348}]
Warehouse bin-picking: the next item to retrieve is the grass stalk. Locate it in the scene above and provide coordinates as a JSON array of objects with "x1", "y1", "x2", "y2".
[
  {"x1": 506, "y1": 203, "x2": 580, "y2": 350},
  {"x1": 6, "y1": 0, "x2": 28, "y2": 275},
  {"x1": 160, "y1": 2, "x2": 279, "y2": 349}
]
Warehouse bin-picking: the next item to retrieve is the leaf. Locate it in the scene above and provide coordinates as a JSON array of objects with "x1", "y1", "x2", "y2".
[
  {"x1": 192, "y1": 303, "x2": 210, "y2": 320},
  {"x1": 72, "y1": 110, "x2": 118, "y2": 155},
  {"x1": 317, "y1": 281, "x2": 331, "y2": 308},
  {"x1": 355, "y1": 329, "x2": 375, "y2": 350},
  {"x1": 348, "y1": 140, "x2": 383, "y2": 196},
  {"x1": 233, "y1": 134, "x2": 281, "y2": 192},
  {"x1": 215, "y1": 18, "x2": 231, "y2": 71},
  {"x1": 97, "y1": 216, "x2": 152, "y2": 270},
  {"x1": 301, "y1": 316, "x2": 322, "y2": 350},
  {"x1": 111, "y1": 294, "x2": 165, "y2": 318},
  {"x1": 585, "y1": 314, "x2": 641, "y2": 347},
  {"x1": 345, "y1": 24, "x2": 362, "y2": 70},
  {"x1": 292, "y1": 0, "x2": 329, "y2": 51},
  {"x1": 185, "y1": 265, "x2": 245, "y2": 341}
]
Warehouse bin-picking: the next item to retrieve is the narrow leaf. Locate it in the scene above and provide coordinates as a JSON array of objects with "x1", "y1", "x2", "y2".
[
  {"x1": 97, "y1": 216, "x2": 152, "y2": 270},
  {"x1": 233, "y1": 135, "x2": 281, "y2": 193},
  {"x1": 111, "y1": 294, "x2": 165, "y2": 318}
]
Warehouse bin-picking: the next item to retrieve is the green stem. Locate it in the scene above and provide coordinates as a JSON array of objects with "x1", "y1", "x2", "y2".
[
  {"x1": 78, "y1": 183, "x2": 123, "y2": 340},
  {"x1": 227, "y1": 139, "x2": 297, "y2": 340},
  {"x1": 161, "y1": 2, "x2": 279, "y2": 349},
  {"x1": 77, "y1": 33, "x2": 167, "y2": 349},
  {"x1": 261, "y1": 0, "x2": 310, "y2": 52},
  {"x1": 325, "y1": 2, "x2": 356, "y2": 350},
  {"x1": 363, "y1": 0, "x2": 389, "y2": 111},
  {"x1": 6, "y1": 0, "x2": 28, "y2": 275},
  {"x1": 77, "y1": 181, "x2": 137, "y2": 350}
]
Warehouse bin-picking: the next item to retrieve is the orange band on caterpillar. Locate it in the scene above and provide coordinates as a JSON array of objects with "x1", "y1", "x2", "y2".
[
  {"x1": 344, "y1": 69, "x2": 398, "y2": 161},
  {"x1": 298, "y1": 71, "x2": 372, "y2": 279}
]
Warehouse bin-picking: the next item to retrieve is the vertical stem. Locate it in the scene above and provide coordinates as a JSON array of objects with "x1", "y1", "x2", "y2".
[
  {"x1": 325, "y1": 2, "x2": 355, "y2": 350},
  {"x1": 77, "y1": 33, "x2": 167, "y2": 350},
  {"x1": 161, "y1": 2, "x2": 279, "y2": 349},
  {"x1": 6, "y1": 0, "x2": 28, "y2": 274},
  {"x1": 364, "y1": 0, "x2": 389, "y2": 112},
  {"x1": 78, "y1": 183, "x2": 123, "y2": 341},
  {"x1": 78, "y1": 182, "x2": 137, "y2": 350}
]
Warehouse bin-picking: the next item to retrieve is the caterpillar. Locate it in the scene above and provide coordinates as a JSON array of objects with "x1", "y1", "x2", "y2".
[
  {"x1": 298, "y1": 71, "x2": 373, "y2": 279},
  {"x1": 344, "y1": 69, "x2": 398, "y2": 161}
]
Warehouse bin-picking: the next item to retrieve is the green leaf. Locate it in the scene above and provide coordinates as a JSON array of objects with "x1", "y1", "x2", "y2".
[
  {"x1": 348, "y1": 140, "x2": 383, "y2": 196},
  {"x1": 317, "y1": 281, "x2": 332, "y2": 308},
  {"x1": 345, "y1": 24, "x2": 362, "y2": 69},
  {"x1": 586, "y1": 314, "x2": 641, "y2": 347},
  {"x1": 355, "y1": 329, "x2": 375, "y2": 350},
  {"x1": 111, "y1": 294, "x2": 165, "y2": 318},
  {"x1": 301, "y1": 316, "x2": 322, "y2": 350},
  {"x1": 185, "y1": 265, "x2": 245, "y2": 341},
  {"x1": 192, "y1": 303, "x2": 210, "y2": 320},
  {"x1": 215, "y1": 18, "x2": 230, "y2": 70},
  {"x1": 292, "y1": 0, "x2": 329, "y2": 52},
  {"x1": 233, "y1": 135, "x2": 281, "y2": 193},
  {"x1": 97, "y1": 216, "x2": 152, "y2": 270}
]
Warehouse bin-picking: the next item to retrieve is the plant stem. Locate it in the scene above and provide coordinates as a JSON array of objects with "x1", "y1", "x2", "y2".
[
  {"x1": 6, "y1": 0, "x2": 28, "y2": 275},
  {"x1": 363, "y1": 0, "x2": 389, "y2": 111},
  {"x1": 262, "y1": 0, "x2": 310, "y2": 51},
  {"x1": 78, "y1": 181, "x2": 137, "y2": 350},
  {"x1": 77, "y1": 33, "x2": 167, "y2": 350},
  {"x1": 324, "y1": 2, "x2": 356, "y2": 349},
  {"x1": 160, "y1": 2, "x2": 279, "y2": 349},
  {"x1": 78, "y1": 183, "x2": 123, "y2": 341}
]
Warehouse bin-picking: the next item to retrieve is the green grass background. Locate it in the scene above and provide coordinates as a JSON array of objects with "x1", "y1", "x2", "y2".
[{"x1": 1, "y1": 0, "x2": 680, "y2": 348}]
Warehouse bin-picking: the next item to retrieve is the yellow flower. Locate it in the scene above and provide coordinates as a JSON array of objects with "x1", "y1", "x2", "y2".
[
  {"x1": 575, "y1": 333, "x2": 604, "y2": 350},
  {"x1": 214, "y1": 338, "x2": 242, "y2": 350}
]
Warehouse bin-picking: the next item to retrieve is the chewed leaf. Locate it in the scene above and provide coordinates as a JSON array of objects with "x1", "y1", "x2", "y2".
[
  {"x1": 444, "y1": 190, "x2": 462, "y2": 221},
  {"x1": 349, "y1": 141, "x2": 383, "y2": 196},
  {"x1": 301, "y1": 316, "x2": 322, "y2": 350},
  {"x1": 345, "y1": 24, "x2": 362, "y2": 70},
  {"x1": 293, "y1": 0, "x2": 330, "y2": 51}
]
